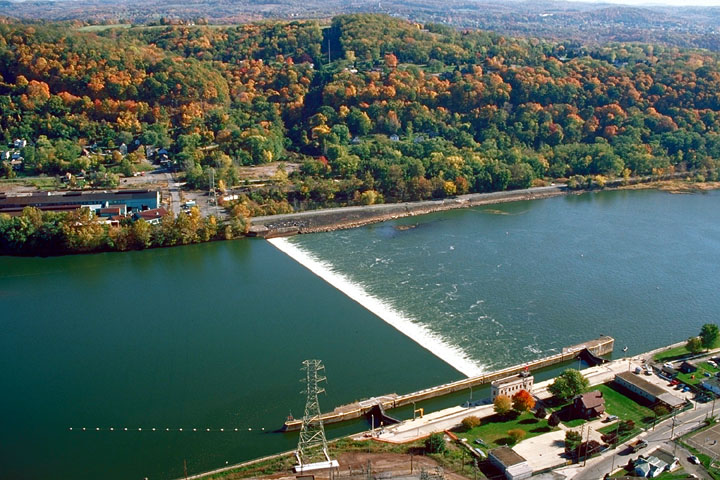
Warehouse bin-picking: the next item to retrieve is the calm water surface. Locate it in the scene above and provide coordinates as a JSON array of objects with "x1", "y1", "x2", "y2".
[
  {"x1": 0, "y1": 241, "x2": 459, "y2": 480},
  {"x1": 2, "y1": 188, "x2": 719, "y2": 479}
]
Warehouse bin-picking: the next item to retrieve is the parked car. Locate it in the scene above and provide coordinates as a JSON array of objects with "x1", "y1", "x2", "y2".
[
  {"x1": 708, "y1": 360, "x2": 717, "y2": 368},
  {"x1": 689, "y1": 455, "x2": 701, "y2": 465},
  {"x1": 645, "y1": 366, "x2": 653, "y2": 375},
  {"x1": 684, "y1": 386, "x2": 691, "y2": 392},
  {"x1": 630, "y1": 439, "x2": 648, "y2": 452},
  {"x1": 605, "y1": 415, "x2": 618, "y2": 422},
  {"x1": 664, "y1": 362, "x2": 674, "y2": 369},
  {"x1": 670, "y1": 379, "x2": 679, "y2": 386}
]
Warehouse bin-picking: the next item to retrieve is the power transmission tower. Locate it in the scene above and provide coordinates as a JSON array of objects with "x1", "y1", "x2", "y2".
[{"x1": 296, "y1": 359, "x2": 330, "y2": 467}]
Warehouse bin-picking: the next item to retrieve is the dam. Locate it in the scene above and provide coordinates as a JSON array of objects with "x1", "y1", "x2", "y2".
[{"x1": 282, "y1": 336, "x2": 614, "y2": 431}]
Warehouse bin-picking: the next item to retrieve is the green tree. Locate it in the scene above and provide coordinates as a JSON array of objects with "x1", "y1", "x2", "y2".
[
  {"x1": 425, "y1": 433, "x2": 446, "y2": 454},
  {"x1": 700, "y1": 324, "x2": 719, "y2": 350},
  {"x1": 687, "y1": 336, "x2": 704, "y2": 354},
  {"x1": 564, "y1": 430, "x2": 582, "y2": 453},
  {"x1": 548, "y1": 369, "x2": 589, "y2": 401}
]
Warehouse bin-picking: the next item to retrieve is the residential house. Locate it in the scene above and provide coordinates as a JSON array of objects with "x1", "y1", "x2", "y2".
[
  {"x1": 389, "y1": 134, "x2": 400, "y2": 141},
  {"x1": 488, "y1": 447, "x2": 532, "y2": 480},
  {"x1": 680, "y1": 361, "x2": 697, "y2": 374},
  {"x1": 701, "y1": 377, "x2": 720, "y2": 396},
  {"x1": 633, "y1": 453, "x2": 671, "y2": 478},
  {"x1": 651, "y1": 449, "x2": 679, "y2": 472},
  {"x1": 573, "y1": 390, "x2": 605, "y2": 419}
]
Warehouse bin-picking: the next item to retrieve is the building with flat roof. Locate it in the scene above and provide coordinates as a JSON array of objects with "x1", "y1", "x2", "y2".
[
  {"x1": 489, "y1": 447, "x2": 532, "y2": 480},
  {"x1": 614, "y1": 372, "x2": 685, "y2": 409},
  {"x1": 490, "y1": 372, "x2": 534, "y2": 401},
  {"x1": 0, "y1": 190, "x2": 160, "y2": 215}
]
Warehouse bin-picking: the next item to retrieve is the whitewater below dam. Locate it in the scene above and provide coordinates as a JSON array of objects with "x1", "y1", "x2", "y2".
[{"x1": 1, "y1": 188, "x2": 720, "y2": 479}]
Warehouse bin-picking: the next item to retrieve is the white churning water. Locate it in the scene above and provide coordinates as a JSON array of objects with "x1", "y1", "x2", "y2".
[{"x1": 268, "y1": 237, "x2": 484, "y2": 377}]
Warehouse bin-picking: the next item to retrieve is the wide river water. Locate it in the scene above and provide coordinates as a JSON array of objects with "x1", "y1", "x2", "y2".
[{"x1": 1, "y1": 188, "x2": 719, "y2": 479}]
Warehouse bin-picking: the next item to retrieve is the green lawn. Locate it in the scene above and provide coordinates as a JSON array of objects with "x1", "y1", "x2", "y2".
[
  {"x1": 654, "y1": 339, "x2": 720, "y2": 362},
  {"x1": 595, "y1": 383, "x2": 655, "y2": 425},
  {"x1": 456, "y1": 411, "x2": 557, "y2": 448},
  {"x1": 677, "y1": 361, "x2": 720, "y2": 386}
]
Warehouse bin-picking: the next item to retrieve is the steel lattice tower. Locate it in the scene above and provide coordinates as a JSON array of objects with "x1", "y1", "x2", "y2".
[{"x1": 295, "y1": 359, "x2": 330, "y2": 466}]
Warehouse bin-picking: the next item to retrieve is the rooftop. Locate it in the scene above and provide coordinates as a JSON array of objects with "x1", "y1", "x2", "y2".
[
  {"x1": 577, "y1": 390, "x2": 605, "y2": 409},
  {"x1": 0, "y1": 190, "x2": 159, "y2": 207},
  {"x1": 615, "y1": 371, "x2": 667, "y2": 398},
  {"x1": 134, "y1": 207, "x2": 169, "y2": 220},
  {"x1": 489, "y1": 446, "x2": 527, "y2": 467},
  {"x1": 491, "y1": 373, "x2": 533, "y2": 387}
]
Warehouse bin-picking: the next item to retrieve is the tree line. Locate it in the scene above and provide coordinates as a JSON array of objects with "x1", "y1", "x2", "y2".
[{"x1": 2, "y1": 14, "x2": 720, "y2": 214}]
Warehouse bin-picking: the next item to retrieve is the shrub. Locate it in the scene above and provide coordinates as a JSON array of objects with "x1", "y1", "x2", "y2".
[
  {"x1": 425, "y1": 433, "x2": 446, "y2": 454},
  {"x1": 534, "y1": 406, "x2": 547, "y2": 419},
  {"x1": 461, "y1": 416, "x2": 481, "y2": 431},
  {"x1": 548, "y1": 413, "x2": 560, "y2": 427},
  {"x1": 507, "y1": 429, "x2": 526, "y2": 444}
]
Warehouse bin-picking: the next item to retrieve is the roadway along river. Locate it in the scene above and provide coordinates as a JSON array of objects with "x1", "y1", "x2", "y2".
[{"x1": 1, "y1": 188, "x2": 719, "y2": 479}]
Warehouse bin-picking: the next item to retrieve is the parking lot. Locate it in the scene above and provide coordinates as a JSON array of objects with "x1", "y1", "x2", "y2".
[{"x1": 686, "y1": 422, "x2": 720, "y2": 462}]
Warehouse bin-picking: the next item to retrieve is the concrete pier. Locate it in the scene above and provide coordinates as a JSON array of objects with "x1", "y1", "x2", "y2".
[{"x1": 282, "y1": 336, "x2": 614, "y2": 431}]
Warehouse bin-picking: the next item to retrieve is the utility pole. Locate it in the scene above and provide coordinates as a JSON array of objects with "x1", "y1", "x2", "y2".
[
  {"x1": 583, "y1": 424, "x2": 591, "y2": 467},
  {"x1": 183, "y1": 459, "x2": 188, "y2": 480}
]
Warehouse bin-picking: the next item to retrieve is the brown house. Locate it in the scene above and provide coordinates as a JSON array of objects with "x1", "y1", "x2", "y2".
[{"x1": 573, "y1": 390, "x2": 605, "y2": 419}]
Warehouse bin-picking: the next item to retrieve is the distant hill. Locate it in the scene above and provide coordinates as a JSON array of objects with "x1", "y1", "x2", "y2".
[{"x1": 1, "y1": 0, "x2": 720, "y2": 51}]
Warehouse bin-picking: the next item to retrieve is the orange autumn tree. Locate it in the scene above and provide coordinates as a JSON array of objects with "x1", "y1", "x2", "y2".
[{"x1": 512, "y1": 390, "x2": 535, "y2": 413}]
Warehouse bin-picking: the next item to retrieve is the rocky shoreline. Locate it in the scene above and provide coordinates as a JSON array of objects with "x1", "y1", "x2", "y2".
[{"x1": 249, "y1": 185, "x2": 568, "y2": 237}]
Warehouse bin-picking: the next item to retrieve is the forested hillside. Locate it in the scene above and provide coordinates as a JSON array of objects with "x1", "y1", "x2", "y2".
[{"x1": 2, "y1": 14, "x2": 720, "y2": 209}]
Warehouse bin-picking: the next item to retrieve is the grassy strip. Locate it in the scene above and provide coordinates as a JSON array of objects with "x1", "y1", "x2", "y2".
[
  {"x1": 595, "y1": 384, "x2": 655, "y2": 425},
  {"x1": 654, "y1": 339, "x2": 720, "y2": 362},
  {"x1": 455, "y1": 411, "x2": 556, "y2": 448}
]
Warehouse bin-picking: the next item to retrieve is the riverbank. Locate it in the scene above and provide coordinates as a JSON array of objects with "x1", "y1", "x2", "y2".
[
  {"x1": 250, "y1": 176, "x2": 720, "y2": 238},
  {"x1": 249, "y1": 185, "x2": 567, "y2": 237},
  {"x1": 183, "y1": 338, "x2": 703, "y2": 480}
]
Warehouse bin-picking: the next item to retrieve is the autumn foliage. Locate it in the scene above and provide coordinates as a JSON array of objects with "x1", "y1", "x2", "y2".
[{"x1": 512, "y1": 390, "x2": 536, "y2": 412}]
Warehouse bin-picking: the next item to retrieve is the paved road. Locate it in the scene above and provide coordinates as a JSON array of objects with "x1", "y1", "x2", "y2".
[
  {"x1": 570, "y1": 401, "x2": 713, "y2": 479},
  {"x1": 164, "y1": 171, "x2": 181, "y2": 214}
]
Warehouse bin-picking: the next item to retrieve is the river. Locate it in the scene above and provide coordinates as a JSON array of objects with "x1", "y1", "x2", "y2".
[{"x1": 1, "y1": 188, "x2": 719, "y2": 479}]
